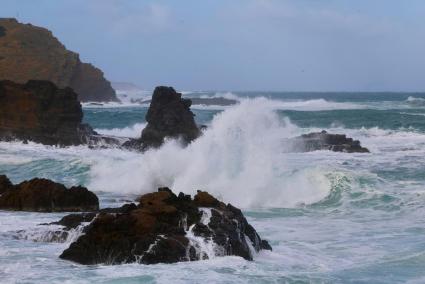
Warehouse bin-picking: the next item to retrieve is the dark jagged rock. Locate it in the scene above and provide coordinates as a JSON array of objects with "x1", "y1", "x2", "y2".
[
  {"x1": 0, "y1": 175, "x2": 13, "y2": 195},
  {"x1": 0, "y1": 18, "x2": 117, "y2": 102},
  {"x1": 292, "y1": 130, "x2": 369, "y2": 153},
  {"x1": 0, "y1": 80, "x2": 120, "y2": 146},
  {"x1": 48, "y1": 203, "x2": 138, "y2": 230},
  {"x1": 124, "y1": 86, "x2": 201, "y2": 151},
  {"x1": 50, "y1": 213, "x2": 97, "y2": 230},
  {"x1": 21, "y1": 203, "x2": 138, "y2": 243},
  {"x1": 0, "y1": 176, "x2": 99, "y2": 212},
  {"x1": 59, "y1": 189, "x2": 271, "y2": 265}
]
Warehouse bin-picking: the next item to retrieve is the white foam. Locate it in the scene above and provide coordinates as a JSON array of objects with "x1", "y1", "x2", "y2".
[
  {"x1": 87, "y1": 98, "x2": 332, "y2": 208},
  {"x1": 199, "y1": 92, "x2": 241, "y2": 101},
  {"x1": 406, "y1": 96, "x2": 425, "y2": 104},
  {"x1": 0, "y1": 154, "x2": 34, "y2": 165},
  {"x1": 190, "y1": 96, "x2": 365, "y2": 111},
  {"x1": 95, "y1": 123, "x2": 146, "y2": 138},
  {"x1": 82, "y1": 102, "x2": 144, "y2": 109}
]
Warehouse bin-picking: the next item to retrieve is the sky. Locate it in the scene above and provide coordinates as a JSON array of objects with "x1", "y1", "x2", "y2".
[{"x1": 1, "y1": 0, "x2": 425, "y2": 92}]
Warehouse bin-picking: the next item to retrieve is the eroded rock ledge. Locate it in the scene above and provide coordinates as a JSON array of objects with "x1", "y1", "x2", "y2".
[
  {"x1": 0, "y1": 175, "x2": 99, "y2": 212},
  {"x1": 59, "y1": 188, "x2": 271, "y2": 265}
]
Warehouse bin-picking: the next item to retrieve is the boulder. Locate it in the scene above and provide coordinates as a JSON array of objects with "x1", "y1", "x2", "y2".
[
  {"x1": 0, "y1": 18, "x2": 118, "y2": 102},
  {"x1": 0, "y1": 177, "x2": 99, "y2": 212},
  {"x1": 124, "y1": 86, "x2": 200, "y2": 150},
  {"x1": 291, "y1": 130, "x2": 369, "y2": 153},
  {"x1": 0, "y1": 80, "x2": 119, "y2": 146},
  {"x1": 59, "y1": 188, "x2": 271, "y2": 265}
]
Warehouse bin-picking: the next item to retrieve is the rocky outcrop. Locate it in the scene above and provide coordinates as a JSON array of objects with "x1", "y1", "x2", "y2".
[
  {"x1": 59, "y1": 188, "x2": 271, "y2": 265},
  {"x1": 0, "y1": 175, "x2": 13, "y2": 195},
  {"x1": 0, "y1": 80, "x2": 119, "y2": 146},
  {"x1": 124, "y1": 86, "x2": 201, "y2": 151},
  {"x1": 0, "y1": 176, "x2": 99, "y2": 212},
  {"x1": 291, "y1": 130, "x2": 369, "y2": 153},
  {"x1": 0, "y1": 18, "x2": 118, "y2": 102}
]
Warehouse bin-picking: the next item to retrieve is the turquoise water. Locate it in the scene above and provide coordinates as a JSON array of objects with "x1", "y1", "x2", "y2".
[{"x1": 1, "y1": 92, "x2": 425, "y2": 283}]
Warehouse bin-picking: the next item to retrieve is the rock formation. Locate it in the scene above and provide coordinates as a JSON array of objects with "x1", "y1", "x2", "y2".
[
  {"x1": 291, "y1": 130, "x2": 369, "y2": 153},
  {"x1": 0, "y1": 80, "x2": 119, "y2": 146},
  {"x1": 59, "y1": 188, "x2": 271, "y2": 265},
  {"x1": 0, "y1": 176, "x2": 99, "y2": 212},
  {"x1": 0, "y1": 18, "x2": 118, "y2": 102},
  {"x1": 0, "y1": 80, "x2": 90, "y2": 145},
  {"x1": 124, "y1": 86, "x2": 201, "y2": 150}
]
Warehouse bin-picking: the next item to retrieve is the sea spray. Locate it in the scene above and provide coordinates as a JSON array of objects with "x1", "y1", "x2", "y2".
[
  {"x1": 2, "y1": 93, "x2": 425, "y2": 282},
  {"x1": 88, "y1": 98, "x2": 332, "y2": 207}
]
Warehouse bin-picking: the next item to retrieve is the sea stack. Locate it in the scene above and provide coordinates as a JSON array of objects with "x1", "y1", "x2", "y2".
[
  {"x1": 0, "y1": 80, "x2": 97, "y2": 146},
  {"x1": 0, "y1": 18, "x2": 118, "y2": 102},
  {"x1": 124, "y1": 86, "x2": 201, "y2": 150}
]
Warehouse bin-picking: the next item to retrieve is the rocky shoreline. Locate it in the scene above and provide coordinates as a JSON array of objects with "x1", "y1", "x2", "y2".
[
  {"x1": 0, "y1": 80, "x2": 369, "y2": 153},
  {"x1": 0, "y1": 175, "x2": 271, "y2": 265}
]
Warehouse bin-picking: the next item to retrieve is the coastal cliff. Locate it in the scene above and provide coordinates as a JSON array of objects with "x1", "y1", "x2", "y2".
[
  {"x1": 0, "y1": 80, "x2": 97, "y2": 145},
  {"x1": 0, "y1": 18, "x2": 117, "y2": 102}
]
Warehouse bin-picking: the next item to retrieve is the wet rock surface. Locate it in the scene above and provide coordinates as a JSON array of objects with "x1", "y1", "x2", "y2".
[
  {"x1": 0, "y1": 176, "x2": 99, "y2": 212},
  {"x1": 124, "y1": 86, "x2": 201, "y2": 151},
  {"x1": 59, "y1": 189, "x2": 271, "y2": 265},
  {"x1": 291, "y1": 130, "x2": 369, "y2": 153},
  {"x1": 0, "y1": 18, "x2": 117, "y2": 102}
]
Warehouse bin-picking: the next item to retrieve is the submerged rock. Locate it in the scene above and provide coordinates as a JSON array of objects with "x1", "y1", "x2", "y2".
[
  {"x1": 0, "y1": 176, "x2": 99, "y2": 212},
  {"x1": 291, "y1": 130, "x2": 369, "y2": 153},
  {"x1": 60, "y1": 189, "x2": 271, "y2": 265},
  {"x1": 0, "y1": 18, "x2": 118, "y2": 102},
  {"x1": 124, "y1": 86, "x2": 201, "y2": 151},
  {"x1": 0, "y1": 80, "x2": 120, "y2": 146}
]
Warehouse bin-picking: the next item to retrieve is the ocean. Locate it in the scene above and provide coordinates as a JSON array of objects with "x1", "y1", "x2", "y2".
[{"x1": 1, "y1": 91, "x2": 425, "y2": 283}]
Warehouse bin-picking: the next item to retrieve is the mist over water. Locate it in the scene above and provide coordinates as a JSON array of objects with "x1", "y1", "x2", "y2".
[{"x1": 1, "y1": 92, "x2": 425, "y2": 283}]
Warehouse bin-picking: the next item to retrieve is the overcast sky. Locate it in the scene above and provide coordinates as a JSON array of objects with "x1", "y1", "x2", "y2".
[{"x1": 2, "y1": 0, "x2": 425, "y2": 91}]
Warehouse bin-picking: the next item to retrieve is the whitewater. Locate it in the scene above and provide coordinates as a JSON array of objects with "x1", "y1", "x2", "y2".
[{"x1": 1, "y1": 92, "x2": 425, "y2": 283}]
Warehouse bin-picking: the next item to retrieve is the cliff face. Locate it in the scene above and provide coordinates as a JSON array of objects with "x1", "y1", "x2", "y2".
[
  {"x1": 0, "y1": 80, "x2": 95, "y2": 146},
  {"x1": 0, "y1": 18, "x2": 117, "y2": 102}
]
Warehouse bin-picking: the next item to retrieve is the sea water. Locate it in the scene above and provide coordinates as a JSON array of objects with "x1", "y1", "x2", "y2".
[{"x1": 1, "y1": 92, "x2": 425, "y2": 283}]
